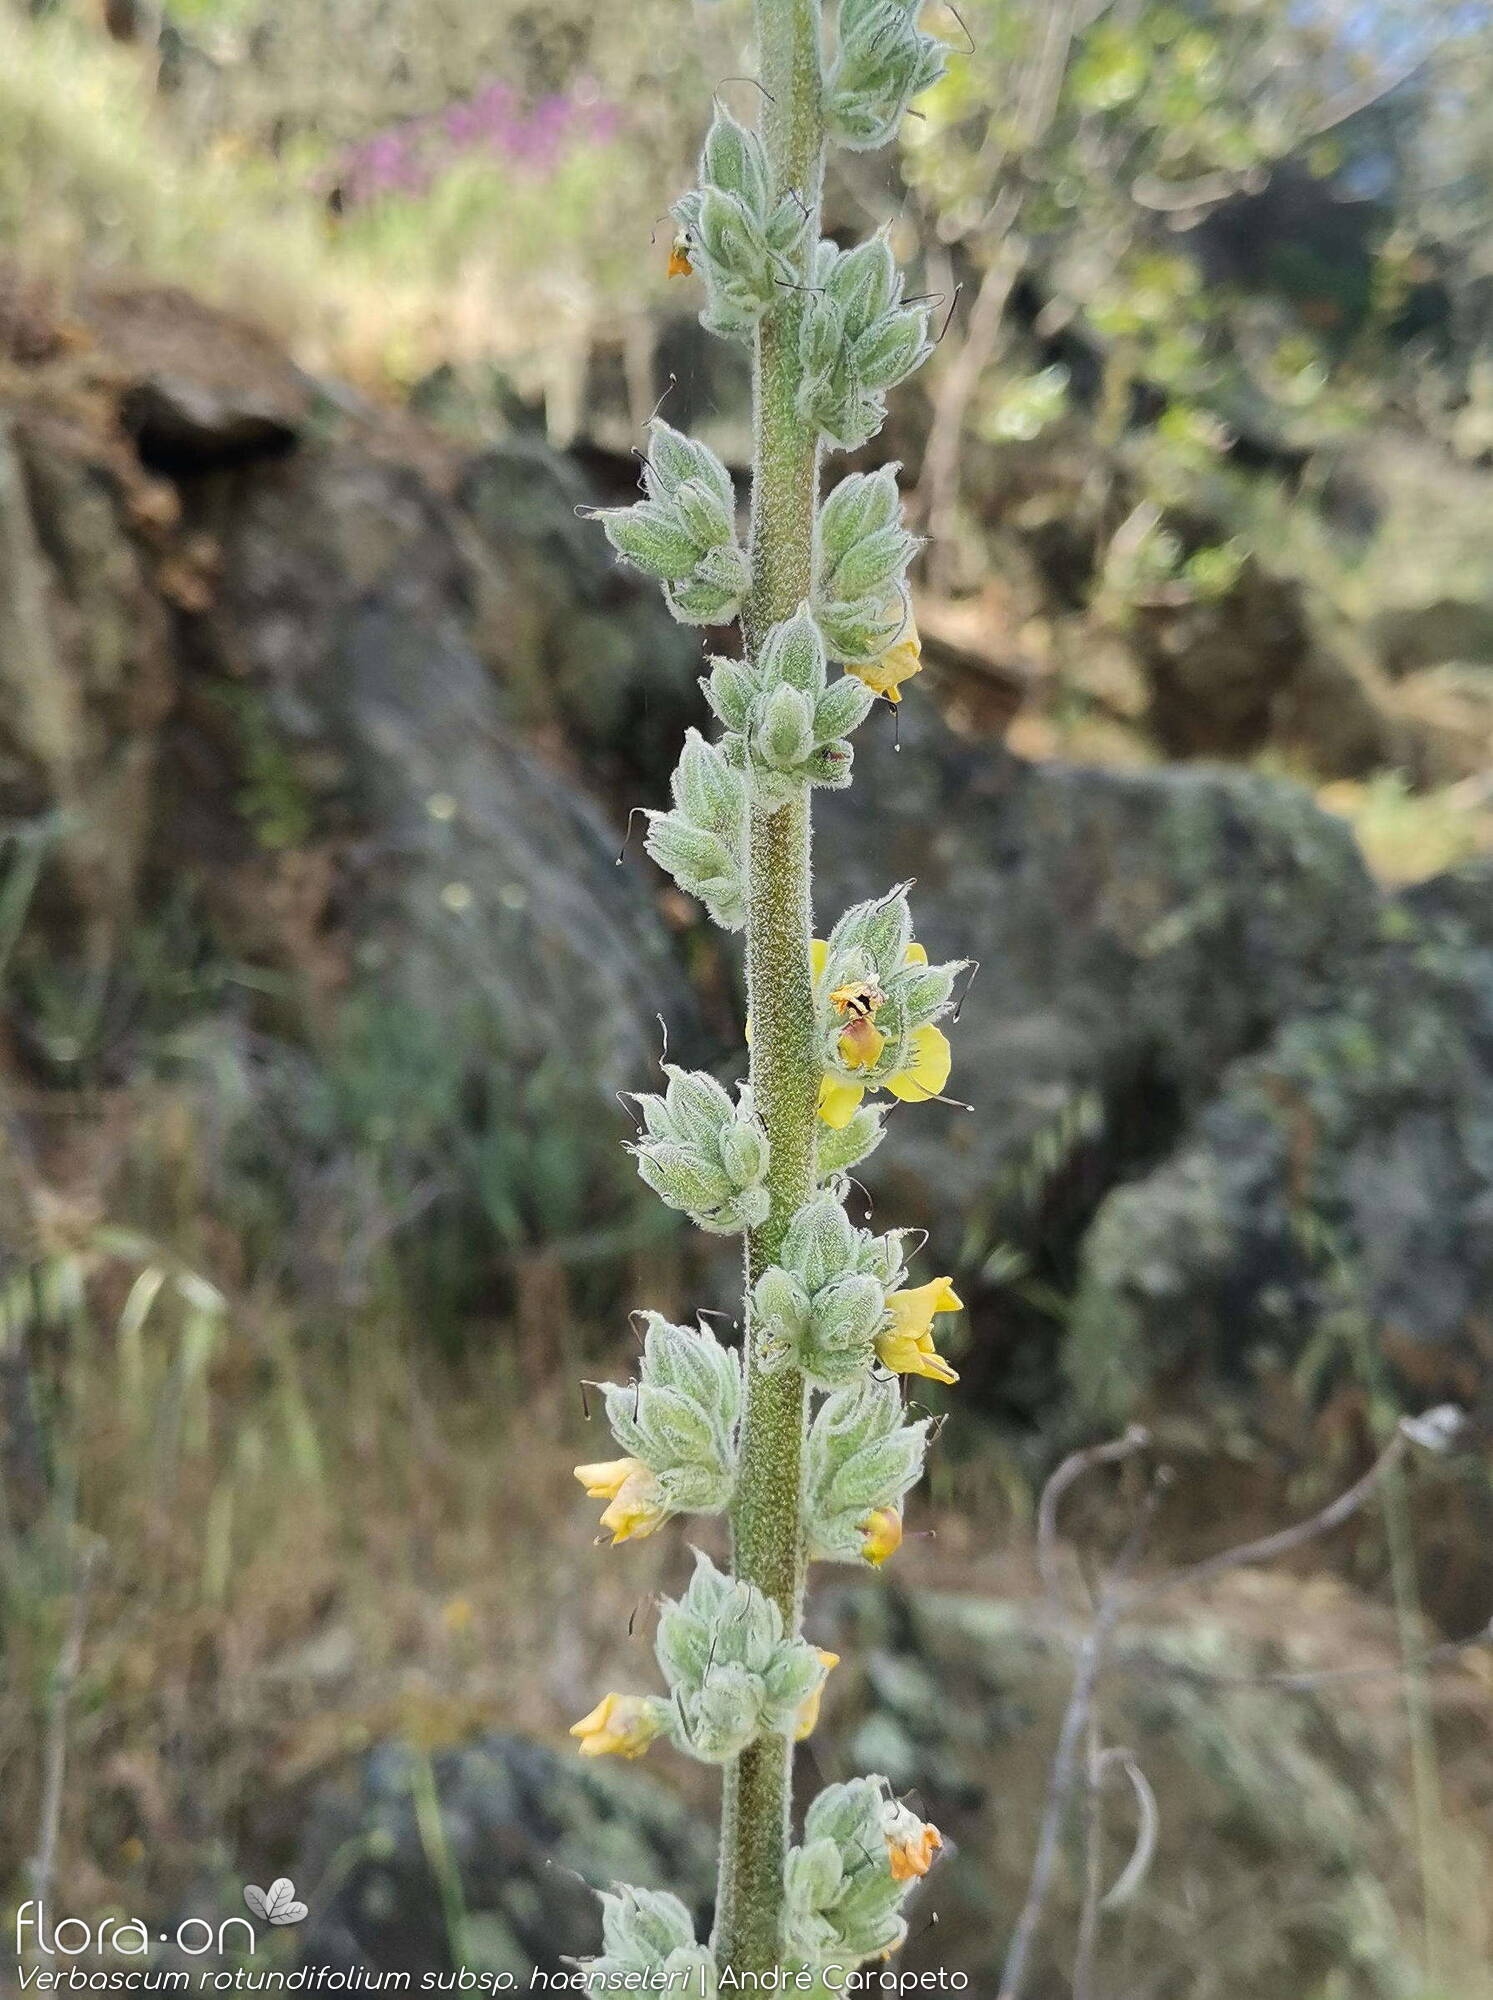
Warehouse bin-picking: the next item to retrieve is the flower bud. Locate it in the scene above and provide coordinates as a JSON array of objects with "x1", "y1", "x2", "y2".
[
  {"x1": 825, "y1": 234, "x2": 900, "y2": 335},
  {"x1": 759, "y1": 606, "x2": 829, "y2": 695},
  {"x1": 817, "y1": 591, "x2": 910, "y2": 666},
  {"x1": 815, "y1": 1103, "x2": 887, "y2": 1180},
  {"x1": 755, "y1": 682, "x2": 817, "y2": 772},
  {"x1": 629, "y1": 1067, "x2": 771, "y2": 1235},
  {"x1": 599, "y1": 503, "x2": 704, "y2": 582},
  {"x1": 703, "y1": 657, "x2": 756, "y2": 734},
  {"x1": 784, "y1": 1776, "x2": 926, "y2": 1965},
  {"x1": 665, "y1": 540, "x2": 751, "y2": 626},
  {"x1": 599, "y1": 1312, "x2": 742, "y2": 1521},
  {"x1": 586, "y1": 1885, "x2": 715, "y2": 1993},
  {"x1": 570, "y1": 1692, "x2": 672, "y2": 1760},
  {"x1": 646, "y1": 729, "x2": 748, "y2": 932},
  {"x1": 754, "y1": 1194, "x2": 909, "y2": 1387},
  {"x1": 824, "y1": 521, "x2": 918, "y2": 604},
  {"x1": 852, "y1": 305, "x2": 933, "y2": 392},
  {"x1": 805, "y1": 1378, "x2": 927, "y2": 1565},
  {"x1": 814, "y1": 674, "x2": 877, "y2": 742},
  {"x1": 703, "y1": 106, "x2": 771, "y2": 221},
  {"x1": 672, "y1": 476, "x2": 734, "y2": 553},
  {"x1": 655, "y1": 1551, "x2": 831, "y2": 1763},
  {"x1": 818, "y1": 467, "x2": 902, "y2": 564},
  {"x1": 825, "y1": 0, "x2": 949, "y2": 153},
  {"x1": 644, "y1": 418, "x2": 735, "y2": 513}
]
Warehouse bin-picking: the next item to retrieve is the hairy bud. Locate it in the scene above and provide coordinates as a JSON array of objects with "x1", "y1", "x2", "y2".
[
  {"x1": 630, "y1": 1066, "x2": 771, "y2": 1234},
  {"x1": 824, "y1": 0, "x2": 949, "y2": 154},
  {"x1": 656, "y1": 1551, "x2": 832, "y2": 1763},
  {"x1": 707, "y1": 607, "x2": 875, "y2": 812},
  {"x1": 797, "y1": 234, "x2": 934, "y2": 453},
  {"x1": 805, "y1": 1378, "x2": 928, "y2": 1565},
  {"x1": 585, "y1": 1886, "x2": 716, "y2": 1993},
  {"x1": 646, "y1": 728, "x2": 748, "y2": 931},
  {"x1": 602, "y1": 1312, "x2": 742, "y2": 1518},
  {"x1": 784, "y1": 1777, "x2": 930, "y2": 1964},
  {"x1": 599, "y1": 421, "x2": 747, "y2": 626},
  {"x1": 752, "y1": 1192, "x2": 911, "y2": 1388}
]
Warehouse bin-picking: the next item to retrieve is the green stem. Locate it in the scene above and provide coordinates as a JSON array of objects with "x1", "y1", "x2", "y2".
[{"x1": 714, "y1": 0, "x2": 825, "y2": 1975}]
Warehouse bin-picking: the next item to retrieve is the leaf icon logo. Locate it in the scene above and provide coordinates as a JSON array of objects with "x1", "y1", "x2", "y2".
[{"x1": 243, "y1": 1879, "x2": 309, "y2": 1926}]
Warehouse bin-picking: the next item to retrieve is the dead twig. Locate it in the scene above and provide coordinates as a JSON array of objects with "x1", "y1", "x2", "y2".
[{"x1": 999, "y1": 1428, "x2": 1156, "y2": 2000}]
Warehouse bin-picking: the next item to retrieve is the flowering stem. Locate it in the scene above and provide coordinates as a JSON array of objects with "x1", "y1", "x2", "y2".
[{"x1": 714, "y1": 0, "x2": 825, "y2": 1974}]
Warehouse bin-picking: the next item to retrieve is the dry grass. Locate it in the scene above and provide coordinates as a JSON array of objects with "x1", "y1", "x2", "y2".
[{"x1": 6, "y1": 1223, "x2": 1493, "y2": 2000}]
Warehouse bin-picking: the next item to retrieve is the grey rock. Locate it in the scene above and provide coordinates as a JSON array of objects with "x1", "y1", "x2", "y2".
[
  {"x1": 1069, "y1": 858, "x2": 1493, "y2": 1424},
  {"x1": 813, "y1": 702, "x2": 1388, "y2": 1413}
]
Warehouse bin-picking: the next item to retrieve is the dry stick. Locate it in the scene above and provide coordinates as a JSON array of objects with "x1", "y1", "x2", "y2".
[
  {"x1": 29, "y1": 1539, "x2": 101, "y2": 1926},
  {"x1": 1125, "y1": 1423, "x2": 1410, "y2": 1610},
  {"x1": 998, "y1": 1430, "x2": 1155, "y2": 2000},
  {"x1": 1071, "y1": 1717, "x2": 1106, "y2": 2000},
  {"x1": 1005, "y1": 1416, "x2": 1441, "y2": 2000}
]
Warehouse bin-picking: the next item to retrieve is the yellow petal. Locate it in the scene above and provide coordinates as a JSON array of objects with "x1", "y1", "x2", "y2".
[
  {"x1": 876, "y1": 1325, "x2": 960, "y2": 1385},
  {"x1": 859, "y1": 1507, "x2": 904, "y2": 1567},
  {"x1": 818, "y1": 1076, "x2": 866, "y2": 1130},
  {"x1": 837, "y1": 1017, "x2": 886, "y2": 1072},
  {"x1": 903, "y1": 941, "x2": 928, "y2": 966},
  {"x1": 884, "y1": 1277, "x2": 963, "y2": 1340},
  {"x1": 573, "y1": 1457, "x2": 641, "y2": 1500},
  {"x1": 793, "y1": 1649, "x2": 840, "y2": 1742},
  {"x1": 599, "y1": 1464, "x2": 669, "y2": 1544},
  {"x1": 570, "y1": 1692, "x2": 664, "y2": 1760},
  {"x1": 885, "y1": 1024, "x2": 952, "y2": 1104},
  {"x1": 810, "y1": 938, "x2": 829, "y2": 979}
]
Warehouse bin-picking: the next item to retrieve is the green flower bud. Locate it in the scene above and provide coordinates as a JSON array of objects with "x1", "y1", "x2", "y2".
[
  {"x1": 824, "y1": 521, "x2": 917, "y2": 604},
  {"x1": 815, "y1": 1104, "x2": 887, "y2": 1181},
  {"x1": 599, "y1": 502, "x2": 704, "y2": 582},
  {"x1": 665, "y1": 541, "x2": 751, "y2": 626},
  {"x1": 824, "y1": 0, "x2": 948, "y2": 153},
  {"x1": 655, "y1": 1552, "x2": 831, "y2": 1763},
  {"x1": 703, "y1": 105, "x2": 771, "y2": 221},
  {"x1": 825, "y1": 234, "x2": 900, "y2": 336},
  {"x1": 587, "y1": 1885, "x2": 715, "y2": 1990},
  {"x1": 630, "y1": 1067, "x2": 771, "y2": 1234},
  {"x1": 800, "y1": 295, "x2": 846, "y2": 385},
  {"x1": 755, "y1": 683, "x2": 818, "y2": 771},
  {"x1": 814, "y1": 674, "x2": 876, "y2": 742},
  {"x1": 703, "y1": 657, "x2": 757, "y2": 734},
  {"x1": 754, "y1": 1194, "x2": 909, "y2": 1387},
  {"x1": 672, "y1": 476, "x2": 735, "y2": 552},
  {"x1": 806, "y1": 1378, "x2": 928, "y2": 1564},
  {"x1": 818, "y1": 467, "x2": 902, "y2": 563},
  {"x1": 644, "y1": 419, "x2": 735, "y2": 513},
  {"x1": 852, "y1": 305, "x2": 933, "y2": 392},
  {"x1": 760, "y1": 606, "x2": 829, "y2": 696},
  {"x1": 786, "y1": 1777, "x2": 935, "y2": 1966},
  {"x1": 816, "y1": 592, "x2": 908, "y2": 666}
]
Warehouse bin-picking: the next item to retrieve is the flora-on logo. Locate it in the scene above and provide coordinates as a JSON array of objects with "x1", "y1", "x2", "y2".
[{"x1": 242, "y1": 1879, "x2": 308, "y2": 1927}]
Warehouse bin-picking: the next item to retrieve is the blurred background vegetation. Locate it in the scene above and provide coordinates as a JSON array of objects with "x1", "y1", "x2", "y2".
[{"x1": 2, "y1": 0, "x2": 1493, "y2": 1993}]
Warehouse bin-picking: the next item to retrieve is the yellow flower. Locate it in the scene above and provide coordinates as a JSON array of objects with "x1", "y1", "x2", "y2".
[
  {"x1": 793, "y1": 1649, "x2": 841, "y2": 1741},
  {"x1": 848, "y1": 605, "x2": 923, "y2": 705},
  {"x1": 858, "y1": 1506, "x2": 904, "y2": 1568},
  {"x1": 875, "y1": 1276, "x2": 963, "y2": 1385},
  {"x1": 882, "y1": 1801, "x2": 943, "y2": 1881},
  {"x1": 573, "y1": 1457, "x2": 669, "y2": 1544},
  {"x1": 569, "y1": 1692, "x2": 666, "y2": 1760},
  {"x1": 814, "y1": 939, "x2": 952, "y2": 1130}
]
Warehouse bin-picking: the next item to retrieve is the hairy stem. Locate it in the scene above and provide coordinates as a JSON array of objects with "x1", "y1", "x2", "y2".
[{"x1": 714, "y1": 0, "x2": 825, "y2": 1974}]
